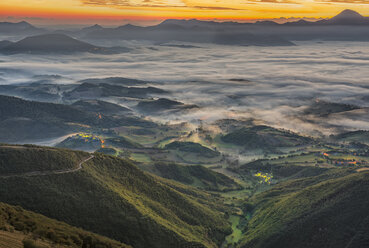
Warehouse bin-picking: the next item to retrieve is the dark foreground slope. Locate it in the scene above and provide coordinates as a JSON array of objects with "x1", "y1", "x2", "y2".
[
  {"x1": 0, "y1": 145, "x2": 230, "y2": 248},
  {"x1": 240, "y1": 169, "x2": 369, "y2": 248},
  {"x1": 0, "y1": 202, "x2": 130, "y2": 248}
]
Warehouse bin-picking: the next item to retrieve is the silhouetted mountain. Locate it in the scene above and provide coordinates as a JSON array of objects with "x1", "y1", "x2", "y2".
[
  {"x1": 326, "y1": 9, "x2": 369, "y2": 25},
  {"x1": 5, "y1": 9, "x2": 369, "y2": 47},
  {"x1": 81, "y1": 24, "x2": 103, "y2": 33},
  {"x1": 0, "y1": 34, "x2": 114, "y2": 54},
  {"x1": 84, "y1": 19, "x2": 293, "y2": 46},
  {"x1": 0, "y1": 21, "x2": 44, "y2": 34},
  {"x1": 283, "y1": 19, "x2": 314, "y2": 26},
  {"x1": 117, "y1": 24, "x2": 144, "y2": 31},
  {"x1": 136, "y1": 98, "x2": 199, "y2": 114},
  {"x1": 254, "y1": 20, "x2": 278, "y2": 25}
]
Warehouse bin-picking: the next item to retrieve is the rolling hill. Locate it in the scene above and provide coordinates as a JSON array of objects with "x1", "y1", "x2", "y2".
[
  {"x1": 0, "y1": 34, "x2": 108, "y2": 54},
  {"x1": 0, "y1": 201, "x2": 130, "y2": 248},
  {"x1": 0, "y1": 21, "x2": 44, "y2": 35},
  {"x1": 221, "y1": 125, "x2": 313, "y2": 149},
  {"x1": 0, "y1": 95, "x2": 156, "y2": 142},
  {"x1": 152, "y1": 162, "x2": 242, "y2": 192},
  {"x1": 239, "y1": 169, "x2": 369, "y2": 248},
  {"x1": 165, "y1": 141, "x2": 220, "y2": 158},
  {"x1": 63, "y1": 82, "x2": 166, "y2": 100},
  {"x1": 136, "y1": 98, "x2": 199, "y2": 114},
  {"x1": 0, "y1": 144, "x2": 231, "y2": 248}
]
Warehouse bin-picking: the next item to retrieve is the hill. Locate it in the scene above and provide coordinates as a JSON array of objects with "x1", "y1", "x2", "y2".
[
  {"x1": 221, "y1": 125, "x2": 312, "y2": 149},
  {"x1": 152, "y1": 162, "x2": 242, "y2": 192},
  {"x1": 165, "y1": 141, "x2": 220, "y2": 158},
  {"x1": 303, "y1": 100, "x2": 360, "y2": 117},
  {"x1": 0, "y1": 145, "x2": 87, "y2": 174},
  {"x1": 0, "y1": 202, "x2": 130, "y2": 248},
  {"x1": 64, "y1": 82, "x2": 166, "y2": 100},
  {"x1": 0, "y1": 34, "x2": 107, "y2": 54},
  {"x1": 83, "y1": 23, "x2": 294, "y2": 46},
  {"x1": 332, "y1": 130, "x2": 369, "y2": 144},
  {"x1": 0, "y1": 21, "x2": 43, "y2": 34},
  {"x1": 0, "y1": 144, "x2": 231, "y2": 248},
  {"x1": 0, "y1": 95, "x2": 156, "y2": 142},
  {"x1": 72, "y1": 100, "x2": 132, "y2": 115},
  {"x1": 239, "y1": 169, "x2": 369, "y2": 248},
  {"x1": 78, "y1": 77, "x2": 150, "y2": 86},
  {"x1": 0, "y1": 82, "x2": 64, "y2": 102},
  {"x1": 136, "y1": 98, "x2": 199, "y2": 114}
]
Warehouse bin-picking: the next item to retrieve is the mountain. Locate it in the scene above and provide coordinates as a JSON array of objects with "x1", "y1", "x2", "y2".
[
  {"x1": 0, "y1": 21, "x2": 44, "y2": 34},
  {"x1": 117, "y1": 24, "x2": 145, "y2": 31},
  {"x1": 152, "y1": 162, "x2": 242, "y2": 191},
  {"x1": 72, "y1": 100, "x2": 132, "y2": 115},
  {"x1": 79, "y1": 77, "x2": 150, "y2": 86},
  {"x1": 327, "y1": 9, "x2": 369, "y2": 25},
  {"x1": 0, "y1": 34, "x2": 109, "y2": 54},
  {"x1": 240, "y1": 169, "x2": 369, "y2": 248},
  {"x1": 303, "y1": 100, "x2": 361, "y2": 117},
  {"x1": 0, "y1": 144, "x2": 231, "y2": 248},
  {"x1": 136, "y1": 98, "x2": 199, "y2": 114},
  {"x1": 63, "y1": 82, "x2": 166, "y2": 100},
  {"x1": 0, "y1": 202, "x2": 130, "y2": 248},
  {"x1": 165, "y1": 141, "x2": 220, "y2": 158},
  {"x1": 83, "y1": 21, "x2": 294, "y2": 46}
]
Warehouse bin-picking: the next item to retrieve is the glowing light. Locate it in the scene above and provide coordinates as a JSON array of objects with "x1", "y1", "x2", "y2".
[{"x1": 1, "y1": 0, "x2": 369, "y2": 25}]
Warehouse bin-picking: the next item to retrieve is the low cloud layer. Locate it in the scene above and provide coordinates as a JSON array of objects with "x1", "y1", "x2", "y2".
[{"x1": 0, "y1": 40, "x2": 368, "y2": 136}]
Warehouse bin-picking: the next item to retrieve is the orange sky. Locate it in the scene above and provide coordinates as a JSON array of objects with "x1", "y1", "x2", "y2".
[{"x1": 1, "y1": 0, "x2": 369, "y2": 26}]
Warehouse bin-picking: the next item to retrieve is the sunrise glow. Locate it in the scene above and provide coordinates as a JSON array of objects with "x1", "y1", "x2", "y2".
[{"x1": 1, "y1": 0, "x2": 369, "y2": 26}]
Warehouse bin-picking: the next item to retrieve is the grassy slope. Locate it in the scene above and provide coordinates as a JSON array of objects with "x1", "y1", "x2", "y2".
[
  {"x1": 0, "y1": 202, "x2": 129, "y2": 248},
  {"x1": 0, "y1": 145, "x2": 86, "y2": 174},
  {"x1": 233, "y1": 159, "x2": 329, "y2": 181},
  {"x1": 221, "y1": 125, "x2": 312, "y2": 149},
  {"x1": 240, "y1": 169, "x2": 369, "y2": 248},
  {"x1": 0, "y1": 145, "x2": 230, "y2": 248},
  {"x1": 333, "y1": 130, "x2": 369, "y2": 144},
  {"x1": 152, "y1": 162, "x2": 242, "y2": 191}
]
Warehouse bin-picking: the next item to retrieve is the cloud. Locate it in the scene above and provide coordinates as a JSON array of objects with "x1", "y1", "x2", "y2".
[
  {"x1": 1, "y1": 40, "x2": 369, "y2": 136},
  {"x1": 81, "y1": 0, "x2": 244, "y2": 9},
  {"x1": 82, "y1": 0, "x2": 185, "y2": 8},
  {"x1": 246, "y1": 0, "x2": 297, "y2": 4},
  {"x1": 317, "y1": 0, "x2": 369, "y2": 3}
]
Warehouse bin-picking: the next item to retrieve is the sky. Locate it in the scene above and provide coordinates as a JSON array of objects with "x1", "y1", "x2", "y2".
[{"x1": 1, "y1": 0, "x2": 369, "y2": 26}]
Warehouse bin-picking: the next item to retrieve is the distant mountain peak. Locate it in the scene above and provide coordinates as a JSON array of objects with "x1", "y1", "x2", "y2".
[
  {"x1": 17, "y1": 21, "x2": 32, "y2": 25},
  {"x1": 81, "y1": 24, "x2": 103, "y2": 32},
  {"x1": 0, "y1": 33, "x2": 104, "y2": 54},
  {"x1": 328, "y1": 9, "x2": 368, "y2": 24},
  {"x1": 334, "y1": 9, "x2": 363, "y2": 19}
]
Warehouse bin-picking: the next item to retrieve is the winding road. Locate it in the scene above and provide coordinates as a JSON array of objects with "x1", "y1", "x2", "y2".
[{"x1": 0, "y1": 155, "x2": 94, "y2": 179}]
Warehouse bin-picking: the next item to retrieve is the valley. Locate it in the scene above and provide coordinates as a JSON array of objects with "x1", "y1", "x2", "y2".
[
  {"x1": 0, "y1": 77, "x2": 368, "y2": 247},
  {"x1": 0, "y1": 9, "x2": 369, "y2": 248}
]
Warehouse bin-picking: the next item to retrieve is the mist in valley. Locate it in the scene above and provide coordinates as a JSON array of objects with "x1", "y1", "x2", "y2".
[{"x1": 1, "y1": 40, "x2": 368, "y2": 139}]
